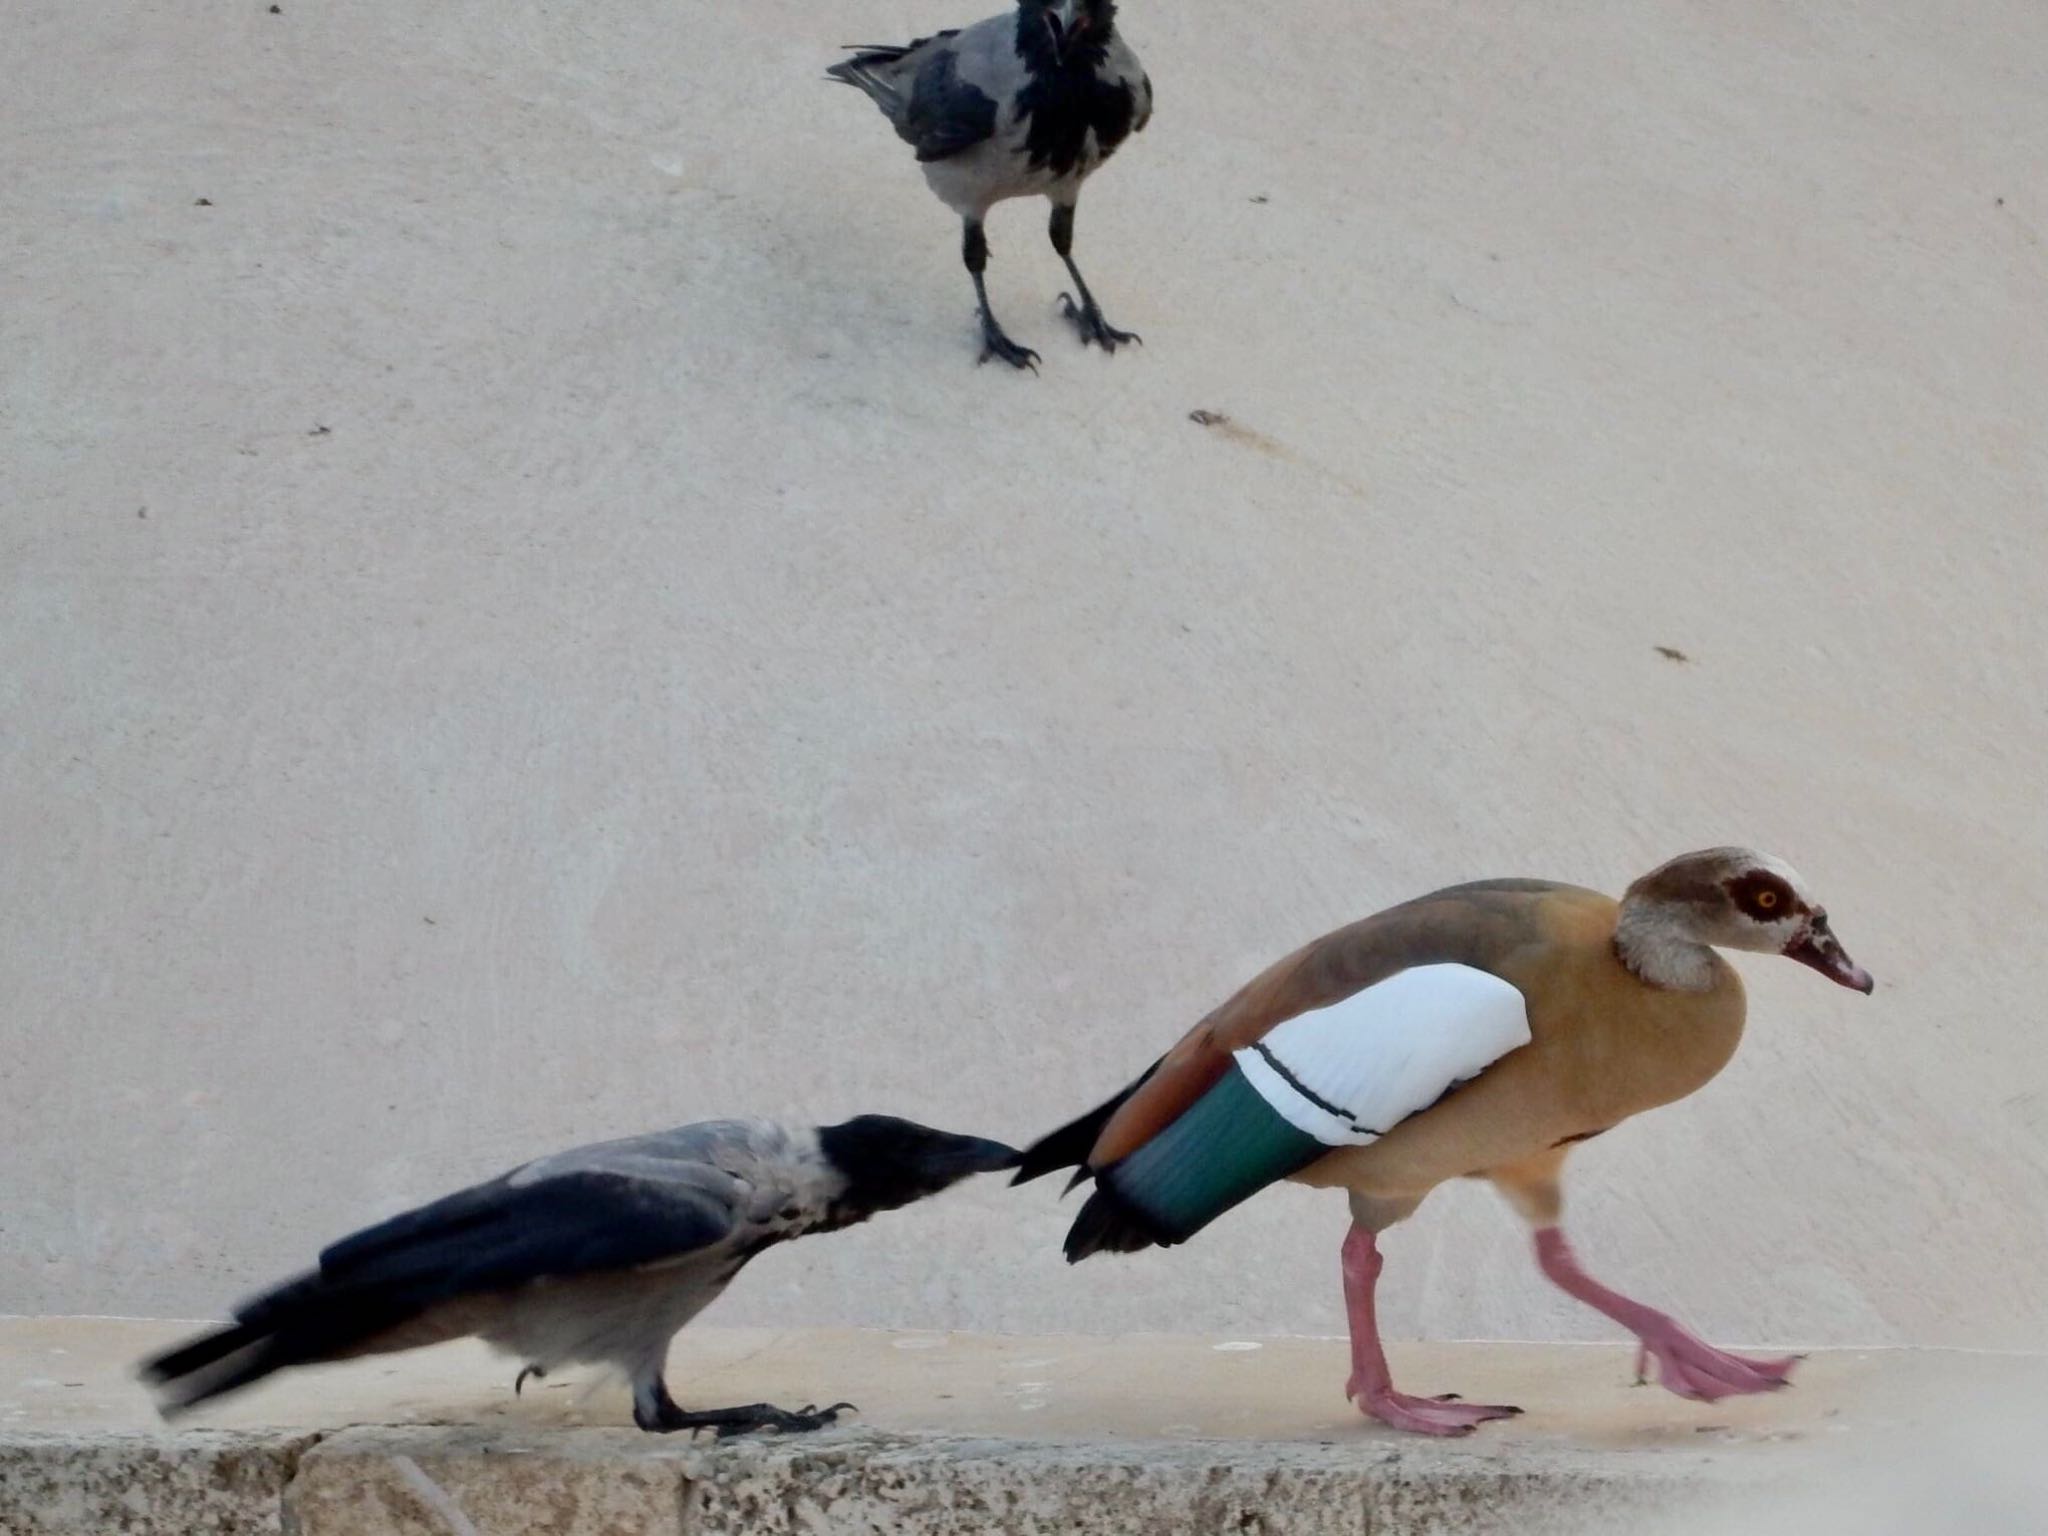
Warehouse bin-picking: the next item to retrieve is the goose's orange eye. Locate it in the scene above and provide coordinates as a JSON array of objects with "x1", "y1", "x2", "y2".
[{"x1": 1756, "y1": 890, "x2": 1779, "y2": 911}]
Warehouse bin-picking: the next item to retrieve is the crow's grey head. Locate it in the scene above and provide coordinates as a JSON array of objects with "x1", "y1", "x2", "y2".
[{"x1": 1018, "y1": 0, "x2": 1118, "y2": 66}]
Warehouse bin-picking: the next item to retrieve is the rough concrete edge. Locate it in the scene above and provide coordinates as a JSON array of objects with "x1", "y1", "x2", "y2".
[
  {"x1": 0, "y1": 1427, "x2": 324, "y2": 1536},
  {"x1": 285, "y1": 1425, "x2": 702, "y2": 1536},
  {"x1": 284, "y1": 1425, "x2": 1791, "y2": 1536},
  {"x1": 0, "y1": 1423, "x2": 1800, "y2": 1536},
  {"x1": 686, "y1": 1430, "x2": 1777, "y2": 1533}
]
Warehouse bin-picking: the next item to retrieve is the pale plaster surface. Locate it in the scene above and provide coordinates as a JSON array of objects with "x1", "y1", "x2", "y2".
[
  {"x1": 4, "y1": 0, "x2": 2047, "y2": 1352},
  {"x1": 17, "y1": 1316, "x2": 2025, "y2": 1446}
]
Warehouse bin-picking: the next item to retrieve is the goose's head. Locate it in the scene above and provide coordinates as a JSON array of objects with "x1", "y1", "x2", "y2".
[{"x1": 1618, "y1": 847, "x2": 1873, "y2": 994}]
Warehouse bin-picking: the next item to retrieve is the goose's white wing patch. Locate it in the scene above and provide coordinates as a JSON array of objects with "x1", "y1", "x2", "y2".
[{"x1": 1232, "y1": 964, "x2": 1530, "y2": 1147}]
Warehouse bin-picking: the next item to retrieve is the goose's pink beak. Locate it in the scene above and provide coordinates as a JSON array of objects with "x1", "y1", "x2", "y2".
[{"x1": 1785, "y1": 925, "x2": 1873, "y2": 994}]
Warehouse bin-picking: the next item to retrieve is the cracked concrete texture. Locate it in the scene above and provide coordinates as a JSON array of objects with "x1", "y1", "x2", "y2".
[
  {"x1": 0, "y1": 1430, "x2": 315, "y2": 1536},
  {"x1": 285, "y1": 1428, "x2": 698, "y2": 1536},
  {"x1": 0, "y1": 1428, "x2": 1751, "y2": 1536},
  {"x1": 668, "y1": 1434, "x2": 1719, "y2": 1536},
  {"x1": 11, "y1": 1420, "x2": 2042, "y2": 1536}
]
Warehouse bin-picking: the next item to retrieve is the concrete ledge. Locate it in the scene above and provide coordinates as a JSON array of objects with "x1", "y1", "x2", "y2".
[
  {"x1": 0, "y1": 1429, "x2": 316, "y2": 1536},
  {"x1": 0, "y1": 1424, "x2": 1747, "y2": 1536},
  {"x1": 6, "y1": 1321, "x2": 2044, "y2": 1534}
]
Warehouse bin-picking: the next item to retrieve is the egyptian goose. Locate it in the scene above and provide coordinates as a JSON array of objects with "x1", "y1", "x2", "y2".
[{"x1": 1015, "y1": 848, "x2": 1872, "y2": 1435}]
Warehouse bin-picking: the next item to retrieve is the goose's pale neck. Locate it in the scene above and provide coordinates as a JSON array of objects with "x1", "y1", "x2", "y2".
[{"x1": 1614, "y1": 898, "x2": 1717, "y2": 992}]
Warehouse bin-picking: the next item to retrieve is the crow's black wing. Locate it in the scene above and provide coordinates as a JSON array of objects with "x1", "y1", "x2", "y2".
[
  {"x1": 313, "y1": 1171, "x2": 735, "y2": 1297},
  {"x1": 905, "y1": 47, "x2": 999, "y2": 163}
]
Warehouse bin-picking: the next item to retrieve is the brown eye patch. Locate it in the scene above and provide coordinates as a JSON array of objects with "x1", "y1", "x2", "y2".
[{"x1": 1724, "y1": 869, "x2": 1803, "y2": 921}]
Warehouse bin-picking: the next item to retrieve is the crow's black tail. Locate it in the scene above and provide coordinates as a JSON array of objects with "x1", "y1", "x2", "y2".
[
  {"x1": 824, "y1": 45, "x2": 912, "y2": 110},
  {"x1": 138, "y1": 1271, "x2": 422, "y2": 1414}
]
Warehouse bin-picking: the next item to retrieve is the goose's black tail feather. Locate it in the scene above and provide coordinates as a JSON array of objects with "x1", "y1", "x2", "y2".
[
  {"x1": 1011, "y1": 1058, "x2": 1162, "y2": 1190},
  {"x1": 1062, "y1": 1181, "x2": 1172, "y2": 1262}
]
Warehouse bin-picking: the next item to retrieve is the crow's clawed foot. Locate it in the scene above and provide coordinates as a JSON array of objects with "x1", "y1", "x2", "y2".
[
  {"x1": 1058, "y1": 292, "x2": 1141, "y2": 352},
  {"x1": 978, "y1": 318, "x2": 1040, "y2": 372},
  {"x1": 513, "y1": 1364, "x2": 545, "y2": 1396},
  {"x1": 711, "y1": 1400, "x2": 857, "y2": 1440},
  {"x1": 637, "y1": 1396, "x2": 858, "y2": 1438}
]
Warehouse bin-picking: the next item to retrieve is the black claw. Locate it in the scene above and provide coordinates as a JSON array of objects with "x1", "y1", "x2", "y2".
[
  {"x1": 514, "y1": 1364, "x2": 545, "y2": 1396},
  {"x1": 974, "y1": 304, "x2": 1040, "y2": 372},
  {"x1": 978, "y1": 334, "x2": 1041, "y2": 372},
  {"x1": 1057, "y1": 291, "x2": 1141, "y2": 352},
  {"x1": 640, "y1": 1396, "x2": 856, "y2": 1439}
]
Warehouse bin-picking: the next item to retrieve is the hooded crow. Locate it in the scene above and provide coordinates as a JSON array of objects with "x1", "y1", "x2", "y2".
[
  {"x1": 140, "y1": 1115, "x2": 1017, "y2": 1436},
  {"x1": 829, "y1": 0, "x2": 1152, "y2": 369}
]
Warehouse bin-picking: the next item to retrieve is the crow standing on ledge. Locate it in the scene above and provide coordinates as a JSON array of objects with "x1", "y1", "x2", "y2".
[
  {"x1": 829, "y1": 0, "x2": 1152, "y2": 369},
  {"x1": 140, "y1": 1115, "x2": 1017, "y2": 1436}
]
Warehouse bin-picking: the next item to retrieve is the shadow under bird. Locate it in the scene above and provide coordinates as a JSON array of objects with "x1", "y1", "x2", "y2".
[
  {"x1": 141, "y1": 1115, "x2": 1017, "y2": 1436},
  {"x1": 1016, "y1": 848, "x2": 1874, "y2": 1436},
  {"x1": 828, "y1": 0, "x2": 1151, "y2": 369}
]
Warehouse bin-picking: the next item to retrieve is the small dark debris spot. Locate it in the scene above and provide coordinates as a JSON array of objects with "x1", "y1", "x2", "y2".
[
  {"x1": 194, "y1": 197, "x2": 213, "y2": 207},
  {"x1": 1995, "y1": 196, "x2": 2006, "y2": 207},
  {"x1": 137, "y1": 506, "x2": 148, "y2": 518},
  {"x1": 1188, "y1": 409, "x2": 1229, "y2": 427},
  {"x1": 1695, "y1": 1424, "x2": 1728, "y2": 1434},
  {"x1": 308, "y1": 423, "x2": 331, "y2": 436},
  {"x1": 1249, "y1": 195, "x2": 1268, "y2": 205},
  {"x1": 422, "y1": 916, "x2": 436, "y2": 925},
  {"x1": 269, "y1": 3, "x2": 282, "y2": 10},
  {"x1": 1653, "y1": 645, "x2": 1691, "y2": 663}
]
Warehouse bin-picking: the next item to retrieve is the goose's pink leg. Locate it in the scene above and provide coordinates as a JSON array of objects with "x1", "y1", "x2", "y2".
[
  {"x1": 1533, "y1": 1227, "x2": 1798, "y2": 1401},
  {"x1": 1341, "y1": 1224, "x2": 1522, "y2": 1436}
]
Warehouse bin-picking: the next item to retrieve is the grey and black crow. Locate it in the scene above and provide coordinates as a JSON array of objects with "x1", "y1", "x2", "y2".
[
  {"x1": 140, "y1": 1115, "x2": 1017, "y2": 1436},
  {"x1": 829, "y1": 0, "x2": 1152, "y2": 369}
]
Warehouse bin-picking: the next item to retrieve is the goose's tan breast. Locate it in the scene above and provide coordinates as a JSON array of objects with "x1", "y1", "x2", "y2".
[{"x1": 1295, "y1": 890, "x2": 1746, "y2": 1198}]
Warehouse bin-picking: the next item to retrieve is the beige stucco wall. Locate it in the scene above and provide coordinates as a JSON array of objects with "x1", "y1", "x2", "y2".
[{"x1": 4, "y1": 0, "x2": 2044, "y2": 1351}]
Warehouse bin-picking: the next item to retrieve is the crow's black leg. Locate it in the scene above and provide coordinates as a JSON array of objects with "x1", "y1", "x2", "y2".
[
  {"x1": 514, "y1": 1364, "x2": 545, "y2": 1395},
  {"x1": 632, "y1": 1375, "x2": 854, "y2": 1439},
  {"x1": 964, "y1": 219, "x2": 1039, "y2": 371},
  {"x1": 1050, "y1": 202, "x2": 1139, "y2": 351}
]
